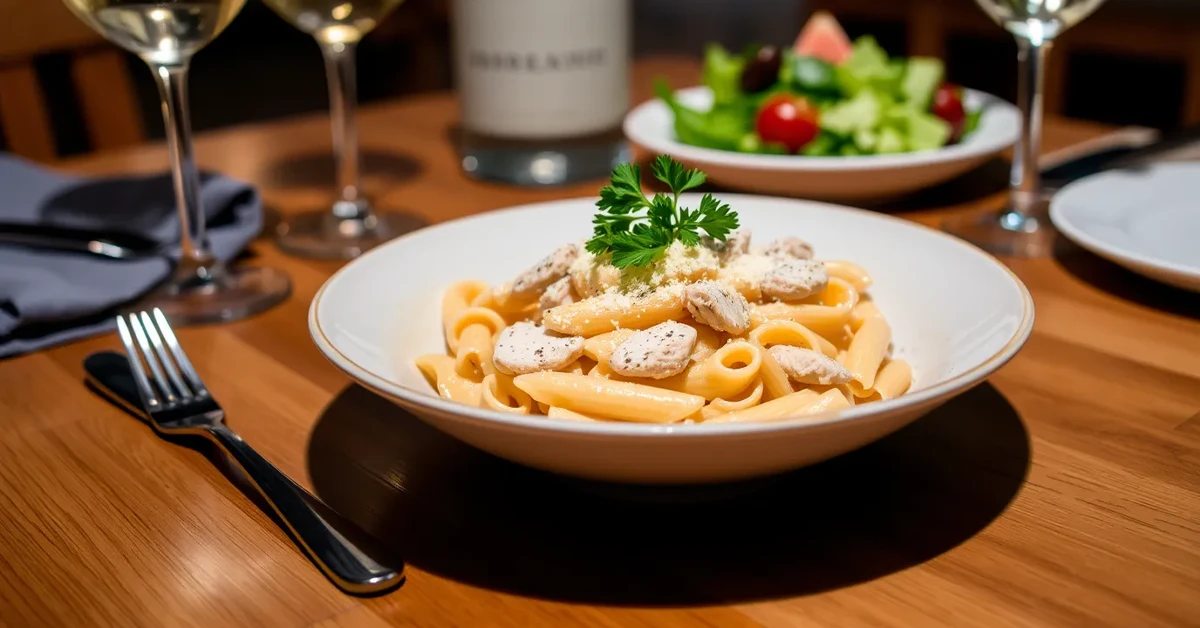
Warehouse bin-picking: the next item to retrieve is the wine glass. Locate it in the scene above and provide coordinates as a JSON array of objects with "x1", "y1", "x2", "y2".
[
  {"x1": 261, "y1": 0, "x2": 408, "y2": 259},
  {"x1": 61, "y1": 0, "x2": 291, "y2": 324},
  {"x1": 942, "y1": 0, "x2": 1107, "y2": 257}
]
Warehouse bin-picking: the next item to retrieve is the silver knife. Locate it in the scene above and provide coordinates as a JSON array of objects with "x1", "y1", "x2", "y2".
[{"x1": 0, "y1": 223, "x2": 164, "y2": 260}]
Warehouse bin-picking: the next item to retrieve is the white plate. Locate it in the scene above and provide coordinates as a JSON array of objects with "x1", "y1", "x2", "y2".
[
  {"x1": 309, "y1": 195, "x2": 1034, "y2": 484},
  {"x1": 623, "y1": 86, "x2": 1020, "y2": 202},
  {"x1": 1050, "y1": 163, "x2": 1200, "y2": 292}
]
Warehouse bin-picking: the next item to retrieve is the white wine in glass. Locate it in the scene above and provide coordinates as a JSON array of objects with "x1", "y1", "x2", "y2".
[
  {"x1": 942, "y1": 0, "x2": 1107, "y2": 257},
  {"x1": 63, "y1": 1, "x2": 243, "y2": 64},
  {"x1": 260, "y1": 0, "x2": 403, "y2": 43},
  {"x1": 976, "y1": 0, "x2": 1106, "y2": 39},
  {"x1": 62, "y1": 0, "x2": 291, "y2": 323},
  {"x1": 262, "y1": 0, "x2": 411, "y2": 259}
]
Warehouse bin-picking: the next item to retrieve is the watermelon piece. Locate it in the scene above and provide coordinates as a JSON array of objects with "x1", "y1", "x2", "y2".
[{"x1": 793, "y1": 11, "x2": 853, "y2": 66}]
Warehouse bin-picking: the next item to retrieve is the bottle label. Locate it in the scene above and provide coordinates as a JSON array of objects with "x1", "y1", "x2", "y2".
[{"x1": 454, "y1": 0, "x2": 629, "y2": 139}]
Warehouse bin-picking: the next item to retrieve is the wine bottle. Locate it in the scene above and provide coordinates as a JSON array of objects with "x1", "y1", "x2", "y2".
[{"x1": 453, "y1": 0, "x2": 632, "y2": 186}]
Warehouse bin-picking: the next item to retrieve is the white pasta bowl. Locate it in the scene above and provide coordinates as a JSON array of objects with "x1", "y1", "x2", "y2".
[
  {"x1": 624, "y1": 86, "x2": 1020, "y2": 202},
  {"x1": 309, "y1": 195, "x2": 1034, "y2": 484}
]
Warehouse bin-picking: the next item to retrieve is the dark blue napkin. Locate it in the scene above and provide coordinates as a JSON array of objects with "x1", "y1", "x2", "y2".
[{"x1": 0, "y1": 154, "x2": 263, "y2": 358}]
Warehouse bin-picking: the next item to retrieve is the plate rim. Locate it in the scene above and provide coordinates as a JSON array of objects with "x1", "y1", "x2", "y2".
[
  {"x1": 1049, "y1": 162, "x2": 1200, "y2": 282},
  {"x1": 309, "y1": 194, "x2": 1036, "y2": 438},
  {"x1": 622, "y1": 85, "x2": 1020, "y2": 172}
]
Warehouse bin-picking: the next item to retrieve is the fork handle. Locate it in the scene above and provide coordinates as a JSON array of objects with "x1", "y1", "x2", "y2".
[{"x1": 205, "y1": 423, "x2": 404, "y2": 595}]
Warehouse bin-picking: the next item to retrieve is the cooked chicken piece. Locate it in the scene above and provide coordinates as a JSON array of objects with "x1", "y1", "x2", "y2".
[
  {"x1": 759, "y1": 237, "x2": 814, "y2": 261},
  {"x1": 609, "y1": 320, "x2": 698, "y2": 379},
  {"x1": 510, "y1": 244, "x2": 578, "y2": 300},
  {"x1": 492, "y1": 322, "x2": 584, "y2": 375},
  {"x1": 705, "y1": 229, "x2": 751, "y2": 261},
  {"x1": 538, "y1": 276, "x2": 576, "y2": 313},
  {"x1": 761, "y1": 259, "x2": 829, "y2": 301},
  {"x1": 768, "y1": 345, "x2": 852, "y2": 385},
  {"x1": 684, "y1": 281, "x2": 751, "y2": 335}
]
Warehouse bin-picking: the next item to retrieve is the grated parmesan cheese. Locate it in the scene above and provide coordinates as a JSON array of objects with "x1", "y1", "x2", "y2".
[{"x1": 723, "y1": 253, "x2": 775, "y2": 287}]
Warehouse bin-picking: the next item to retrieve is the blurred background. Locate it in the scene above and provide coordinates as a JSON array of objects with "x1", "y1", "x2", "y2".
[{"x1": 4, "y1": 0, "x2": 1198, "y2": 161}]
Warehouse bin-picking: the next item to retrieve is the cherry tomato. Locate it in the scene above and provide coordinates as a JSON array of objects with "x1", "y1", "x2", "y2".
[
  {"x1": 932, "y1": 83, "x2": 966, "y2": 141},
  {"x1": 755, "y1": 94, "x2": 820, "y2": 153}
]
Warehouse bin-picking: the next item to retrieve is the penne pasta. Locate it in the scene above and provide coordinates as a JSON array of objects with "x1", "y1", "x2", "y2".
[
  {"x1": 442, "y1": 280, "x2": 490, "y2": 349},
  {"x1": 823, "y1": 260, "x2": 872, "y2": 292},
  {"x1": 416, "y1": 354, "x2": 483, "y2": 407},
  {"x1": 850, "y1": 299, "x2": 882, "y2": 332},
  {"x1": 445, "y1": 306, "x2": 506, "y2": 354},
  {"x1": 582, "y1": 329, "x2": 636, "y2": 363},
  {"x1": 749, "y1": 319, "x2": 838, "y2": 358},
  {"x1": 655, "y1": 340, "x2": 762, "y2": 400},
  {"x1": 481, "y1": 374, "x2": 534, "y2": 414},
  {"x1": 547, "y1": 406, "x2": 603, "y2": 422},
  {"x1": 722, "y1": 273, "x2": 762, "y2": 302},
  {"x1": 561, "y1": 357, "x2": 596, "y2": 376},
  {"x1": 865, "y1": 359, "x2": 912, "y2": 401},
  {"x1": 700, "y1": 378, "x2": 765, "y2": 420},
  {"x1": 844, "y1": 314, "x2": 892, "y2": 397},
  {"x1": 598, "y1": 340, "x2": 763, "y2": 401},
  {"x1": 708, "y1": 388, "x2": 849, "y2": 424},
  {"x1": 512, "y1": 372, "x2": 706, "y2": 423},
  {"x1": 753, "y1": 340, "x2": 795, "y2": 401},
  {"x1": 748, "y1": 279, "x2": 858, "y2": 336},
  {"x1": 706, "y1": 388, "x2": 819, "y2": 423},
  {"x1": 416, "y1": 184, "x2": 915, "y2": 425},
  {"x1": 542, "y1": 288, "x2": 686, "y2": 336},
  {"x1": 454, "y1": 323, "x2": 496, "y2": 378},
  {"x1": 687, "y1": 318, "x2": 724, "y2": 362}
]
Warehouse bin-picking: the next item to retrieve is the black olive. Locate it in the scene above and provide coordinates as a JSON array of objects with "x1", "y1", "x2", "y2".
[{"x1": 740, "y1": 45, "x2": 782, "y2": 93}]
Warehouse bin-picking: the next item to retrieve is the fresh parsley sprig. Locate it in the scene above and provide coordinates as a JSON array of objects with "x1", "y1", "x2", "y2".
[{"x1": 585, "y1": 155, "x2": 739, "y2": 268}]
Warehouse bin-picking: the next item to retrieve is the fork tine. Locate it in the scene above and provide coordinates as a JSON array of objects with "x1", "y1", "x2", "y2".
[
  {"x1": 139, "y1": 311, "x2": 192, "y2": 400},
  {"x1": 116, "y1": 315, "x2": 162, "y2": 409},
  {"x1": 128, "y1": 313, "x2": 176, "y2": 404},
  {"x1": 152, "y1": 308, "x2": 209, "y2": 397}
]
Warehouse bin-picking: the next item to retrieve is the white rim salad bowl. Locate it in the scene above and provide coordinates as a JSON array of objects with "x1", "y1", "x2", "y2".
[
  {"x1": 309, "y1": 194, "x2": 1034, "y2": 484},
  {"x1": 624, "y1": 87, "x2": 1020, "y2": 202}
]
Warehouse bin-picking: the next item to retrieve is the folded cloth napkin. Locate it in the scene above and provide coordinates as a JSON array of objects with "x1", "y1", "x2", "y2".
[{"x1": 0, "y1": 153, "x2": 263, "y2": 359}]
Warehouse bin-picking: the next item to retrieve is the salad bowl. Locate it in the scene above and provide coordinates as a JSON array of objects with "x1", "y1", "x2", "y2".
[
  {"x1": 625, "y1": 14, "x2": 1019, "y2": 202},
  {"x1": 625, "y1": 86, "x2": 1019, "y2": 202},
  {"x1": 309, "y1": 194, "x2": 1034, "y2": 484}
]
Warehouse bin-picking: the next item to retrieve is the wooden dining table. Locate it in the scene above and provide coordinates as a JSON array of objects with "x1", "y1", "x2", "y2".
[{"x1": 1, "y1": 57, "x2": 1198, "y2": 628}]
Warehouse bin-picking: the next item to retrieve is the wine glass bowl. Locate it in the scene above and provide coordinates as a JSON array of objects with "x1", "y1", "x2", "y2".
[
  {"x1": 60, "y1": 0, "x2": 291, "y2": 323},
  {"x1": 258, "y1": 0, "x2": 402, "y2": 43},
  {"x1": 942, "y1": 0, "x2": 1108, "y2": 257},
  {"x1": 262, "y1": 0, "x2": 412, "y2": 260}
]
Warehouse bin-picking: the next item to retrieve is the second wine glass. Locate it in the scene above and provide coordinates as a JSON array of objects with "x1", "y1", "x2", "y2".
[
  {"x1": 263, "y1": 0, "x2": 408, "y2": 259},
  {"x1": 942, "y1": 0, "x2": 1106, "y2": 257}
]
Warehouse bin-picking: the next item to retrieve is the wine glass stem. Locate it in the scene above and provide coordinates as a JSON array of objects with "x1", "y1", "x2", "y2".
[
  {"x1": 319, "y1": 40, "x2": 367, "y2": 220},
  {"x1": 149, "y1": 62, "x2": 217, "y2": 277},
  {"x1": 1010, "y1": 36, "x2": 1051, "y2": 221}
]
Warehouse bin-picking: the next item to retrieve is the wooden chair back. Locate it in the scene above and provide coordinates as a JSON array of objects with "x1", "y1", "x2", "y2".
[{"x1": 0, "y1": 1, "x2": 144, "y2": 161}]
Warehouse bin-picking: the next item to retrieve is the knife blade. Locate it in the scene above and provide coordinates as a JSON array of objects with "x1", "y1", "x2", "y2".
[
  {"x1": 1040, "y1": 124, "x2": 1200, "y2": 191},
  {"x1": 0, "y1": 223, "x2": 165, "y2": 260}
]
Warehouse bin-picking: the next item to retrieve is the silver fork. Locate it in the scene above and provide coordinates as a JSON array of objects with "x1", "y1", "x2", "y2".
[{"x1": 115, "y1": 308, "x2": 403, "y2": 595}]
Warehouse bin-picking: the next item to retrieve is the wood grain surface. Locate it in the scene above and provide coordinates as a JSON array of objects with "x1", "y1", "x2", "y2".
[{"x1": 1, "y1": 58, "x2": 1198, "y2": 628}]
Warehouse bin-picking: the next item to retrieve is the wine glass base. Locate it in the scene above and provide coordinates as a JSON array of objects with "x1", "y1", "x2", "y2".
[
  {"x1": 274, "y1": 208, "x2": 422, "y2": 260},
  {"x1": 134, "y1": 265, "x2": 292, "y2": 326},
  {"x1": 942, "y1": 206, "x2": 1058, "y2": 258}
]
